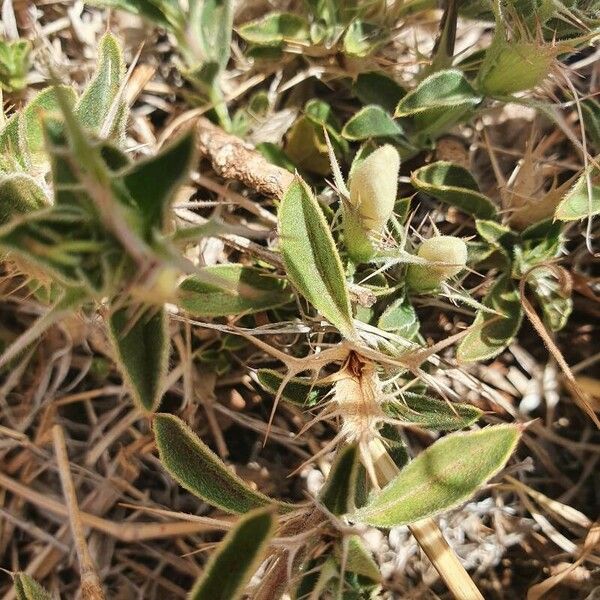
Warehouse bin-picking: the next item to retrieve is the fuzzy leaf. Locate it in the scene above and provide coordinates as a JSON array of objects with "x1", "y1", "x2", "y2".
[
  {"x1": 279, "y1": 176, "x2": 357, "y2": 340},
  {"x1": 528, "y1": 266, "x2": 572, "y2": 332},
  {"x1": 20, "y1": 86, "x2": 77, "y2": 169},
  {"x1": 178, "y1": 264, "x2": 292, "y2": 317},
  {"x1": 342, "y1": 105, "x2": 403, "y2": 140},
  {"x1": 108, "y1": 305, "x2": 169, "y2": 412},
  {"x1": 353, "y1": 424, "x2": 521, "y2": 527},
  {"x1": 0, "y1": 174, "x2": 49, "y2": 225},
  {"x1": 354, "y1": 71, "x2": 406, "y2": 113},
  {"x1": 377, "y1": 296, "x2": 420, "y2": 338},
  {"x1": 14, "y1": 573, "x2": 52, "y2": 600},
  {"x1": 120, "y1": 130, "x2": 195, "y2": 235},
  {"x1": 554, "y1": 167, "x2": 600, "y2": 221},
  {"x1": 395, "y1": 70, "x2": 481, "y2": 140},
  {"x1": 411, "y1": 161, "x2": 496, "y2": 219},
  {"x1": 154, "y1": 414, "x2": 288, "y2": 513},
  {"x1": 457, "y1": 276, "x2": 522, "y2": 362},
  {"x1": 76, "y1": 32, "x2": 126, "y2": 138},
  {"x1": 343, "y1": 19, "x2": 386, "y2": 57},
  {"x1": 335, "y1": 536, "x2": 381, "y2": 582},
  {"x1": 319, "y1": 444, "x2": 361, "y2": 515},
  {"x1": 189, "y1": 507, "x2": 276, "y2": 600},
  {"x1": 383, "y1": 393, "x2": 482, "y2": 431},
  {"x1": 237, "y1": 12, "x2": 310, "y2": 46},
  {"x1": 255, "y1": 369, "x2": 330, "y2": 407},
  {"x1": 0, "y1": 39, "x2": 31, "y2": 92},
  {"x1": 191, "y1": 0, "x2": 233, "y2": 70}
]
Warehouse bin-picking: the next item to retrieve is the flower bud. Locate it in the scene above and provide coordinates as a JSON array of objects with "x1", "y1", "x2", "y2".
[
  {"x1": 344, "y1": 144, "x2": 400, "y2": 263},
  {"x1": 407, "y1": 235, "x2": 468, "y2": 292}
]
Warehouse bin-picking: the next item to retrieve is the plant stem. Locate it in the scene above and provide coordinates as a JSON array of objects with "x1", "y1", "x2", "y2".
[{"x1": 368, "y1": 438, "x2": 484, "y2": 600}]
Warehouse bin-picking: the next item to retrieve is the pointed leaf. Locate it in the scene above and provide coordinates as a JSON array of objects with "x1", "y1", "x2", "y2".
[
  {"x1": 14, "y1": 573, "x2": 52, "y2": 600},
  {"x1": 335, "y1": 536, "x2": 381, "y2": 582},
  {"x1": 383, "y1": 393, "x2": 482, "y2": 431},
  {"x1": 0, "y1": 174, "x2": 49, "y2": 225},
  {"x1": 178, "y1": 264, "x2": 292, "y2": 317},
  {"x1": 76, "y1": 32, "x2": 127, "y2": 137},
  {"x1": 189, "y1": 506, "x2": 276, "y2": 600},
  {"x1": 279, "y1": 176, "x2": 357, "y2": 340},
  {"x1": 237, "y1": 12, "x2": 310, "y2": 46},
  {"x1": 555, "y1": 167, "x2": 600, "y2": 221},
  {"x1": 411, "y1": 161, "x2": 496, "y2": 219},
  {"x1": 255, "y1": 369, "x2": 331, "y2": 407},
  {"x1": 353, "y1": 424, "x2": 521, "y2": 527},
  {"x1": 377, "y1": 296, "x2": 420, "y2": 339},
  {"x1": 342, "y1": 105, "x2": 403, "y2": 140},
  {"x1": 457, "y1": 275, "x2": 523, "y2": 362},
  {"x1": 395, "y1": 70, "x2": 481, "y2": 140},
  {"x1": 108, "y1": 305, "x2": 169, "y2": 412},
  {"x1": 121, "y1": 130, "x2": 195, "y2": 235},
  {"x1": 154, "y1": 413, "x2": 290, "y2": 513},
  {"x1": 191, "y1": 0, "x2": 233, "y2": 70},
  {"x1": 319, "y1": 444, "x2": 361, "y2": 515}
]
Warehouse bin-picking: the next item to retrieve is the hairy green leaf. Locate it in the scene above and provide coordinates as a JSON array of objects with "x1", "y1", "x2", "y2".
[
  {"x1": 377, "y1": 296, "x2": 420, "y2": 338},
  {"x1": 121, "y1": 130, "x2": 195, "y2": 235},
  {"x1": 191, "y1": 0, "x2": 233, "y2": 70},
  {"x1": 238, "y1": 12, "x2": 310, "y2": 46},
  {"x1": 555, "y1": 167, "x2": 600, "y2": 221},
  {"x1": 255, "y1": 369, "x2": 331, "y2": 407},
  {"x1": 457, "y1": 276, "x2": 522, "y2": 362},
  {"x1": 343, "y1": 19, "x2": 386, "y2": 57},
  {"x1": 279, "y1": 176, "x2": 357, "y2": 340},
  {"x1": 383, "y1": 393, "x2": 482, "y2": 431},
  {"x1": 342, "y1": 105, "x2": 403, "y2": 140},
  {"x1": 335, "y1": 535, "x2": 381, "y2": 582},
  {"x1": 189, "y1": 506, "x2": 276, "y2": 600},
  {"x1": 154, "y1": 413, "x2": 288, "y2": 513},
  {"x1": 320, "y1": 444, "x2": 361, "y2": 515},
  {"x1": 76, "y1": 32, "x2": 127, "y2": 139},
  {"x1": 108, "y1": 305, "x2": 169, "y2": 412},
  {"x1": 14, "y1": 573, "x2": 52, "y2": 600},
  {"x1": 528, "y1": 266, "x2": 572, "y2": 332},
  {"x1": 0, "y1": 174, "x2": 49, "y2": 225},
  {"x1": 353, "y1": 425, "x2": 521, "y2": 527},
  {"x1": 0, "y1": 39, "x2": 31, "y2": 92},
  {"x1": 395, "y1": 70, "x2": 481, "y2": 140},
  {"x1": 411, "y1": 161, "x2": 496, "y2": 219},
  {"x1": 178, "y1": 264, "x2": 292, "y2": 317},
  {"x1": 354, "y1": 71, "x2": 406, "y2": 113}
]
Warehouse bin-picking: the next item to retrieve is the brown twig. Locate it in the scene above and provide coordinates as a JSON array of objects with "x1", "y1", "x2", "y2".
[
  {"x1": 195, "y1": 117, "x2": 294, "y2": 198},
  {"x1": 52, "y1": 424, "x2": 106, "y2": 600}
]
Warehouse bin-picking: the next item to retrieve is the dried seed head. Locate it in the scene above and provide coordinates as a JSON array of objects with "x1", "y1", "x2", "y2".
[
  {"x1": 407, "y1": 235, "x2": 468, "y2": 292},
  {"x1": 344, "y1": 145, "x2": 400, "y2": 263}
]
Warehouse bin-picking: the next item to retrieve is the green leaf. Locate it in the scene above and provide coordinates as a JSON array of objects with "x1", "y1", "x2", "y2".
[
  {"x1": 0, "y1": 174, "x2": 49, "y2": 225},
  {"x1": 256, "y1": 142, "x2": 296, "y2": 172},
  {"x1": 353, "y1": 424, "x2": 521, "y2": 527},
  {"x1": 457, "y1": 276, "x2": 523, "y2": 362},
  {"x1": 189, "y1": 506, "x2": 276, "y2": 600},
  {"x1": 383, "y1": 393, "x2": 482, "y2": 431},
  {"x1": 86, "y1": 0, "x2": 176, "y2": 31},
  {"x1": 255, "y1": 369, "x2": 331, "y2": 407},
  {"x1": 14, "y1": 573, "x2": 52, "y2": 600},
  {"x1": 120, "y1": 130, "x2": 195, "y2": 235},
  {"x1": 342, "y1": 105, "x2": 403, "y2": 141},
  {"x1": 319, "y1": 444, "x2": 362, "y2": 515},
  {"x1": 377, "y1": 296, "x2": 420, "y2": 339},
  {"x1": 108, "y1": 305, "x2": 169, "y2": 412},
  {"x1": 395, "y1": 70, "x2": 481, "y2": 141},
  {"x1": 335, "y1": 536, "x2": 381, "y2": 582},
  {"x1": 555, "y1": 167, "x2": 600, "y2": 221},
  {"x1": 581, "y1": 99, "x2": 600, "y2": 150},
  {"x1": 279, "y1": 176, "x2": 357, "y2": 340},
  {"x1": 191, "y1": 0, "x2": 233, "y2": 70},
  {"x1": 0, "y1": 39, "x2": 31, "y2": 93},
  {"x1": 178, "y1": 264, "x2": 292, "y2": 317},
  {"x1": 76, "y1": 32, "x2": 127, "y2": 139},
  {"x1": 411, "y1": 161, "x2": 496, "y2": 219},
  {"x1": 528, "y1": 266, "x2": 572, "y2": 332},
  {"x1": 354, "y1": 71, "x2": 406, "y2": 113},
  {"x1": 237, "y1": 12, "x2": 310, "y2": 46},
  {"x1": 20, "y1": 86, "x2": 77, "y2": 170},
  {"x1": 343, "y1": 19, "x2": 386, "y2": 57},
  {"x1": 154, "y1": 413, "x2": 287, "y2": 513}
]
